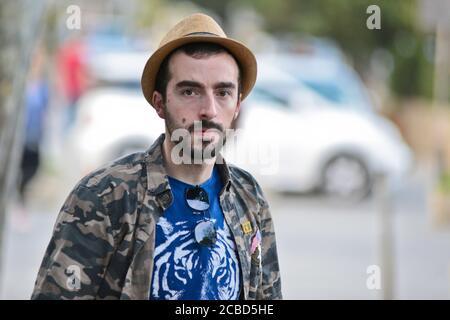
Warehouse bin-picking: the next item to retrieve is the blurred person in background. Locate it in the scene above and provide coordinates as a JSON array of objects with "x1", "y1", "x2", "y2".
[
  {"x1": 56, "y1": 34, "x2": 88, "y2": 133},
  {"x1": 32, "y1": 13, "x2": 282, "y2": 300},
  {"x1": 13, "y1": 46, "x2": 50, "y2": 232}
]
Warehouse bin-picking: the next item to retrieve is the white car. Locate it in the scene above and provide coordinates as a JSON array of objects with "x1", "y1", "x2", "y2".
[
  {"x1": 224, "y1": 62, "x2": 413, "y2": 200},
  {"x1": 66, "y1": 85, "x2": 164, "y2": 177}
]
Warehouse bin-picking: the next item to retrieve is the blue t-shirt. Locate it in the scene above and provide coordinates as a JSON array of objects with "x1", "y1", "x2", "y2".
[{"x1": 149, "y1": 166, "x2": 241, "y2": 300}]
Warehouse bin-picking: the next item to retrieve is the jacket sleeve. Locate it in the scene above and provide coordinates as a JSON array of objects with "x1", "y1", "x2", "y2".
[
  {"x1": 31, "y1": 184, "x2": 115, "y2": 299},
  {"x1": 255, "y1": 184, "x2": 283, "y2": 300}
]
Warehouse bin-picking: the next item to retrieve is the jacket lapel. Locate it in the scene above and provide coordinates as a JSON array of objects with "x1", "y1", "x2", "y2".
[{"x1": 120, "y1": 134, "x2": 172, "y2": 299}]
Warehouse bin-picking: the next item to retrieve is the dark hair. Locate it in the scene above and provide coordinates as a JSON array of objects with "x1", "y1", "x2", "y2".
[{"x1": 154, "y1": 42, "x2": 242, "y2": 102}]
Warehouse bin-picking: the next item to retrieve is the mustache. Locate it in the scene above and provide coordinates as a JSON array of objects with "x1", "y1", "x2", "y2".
[{"x1": 187, "y1": 120, "x2": 224, "y2": 133}]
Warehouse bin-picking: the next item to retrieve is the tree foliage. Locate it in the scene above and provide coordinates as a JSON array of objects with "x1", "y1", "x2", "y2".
[{"x1": 185, "y1": 0, "x2": 434, "y2": 99}]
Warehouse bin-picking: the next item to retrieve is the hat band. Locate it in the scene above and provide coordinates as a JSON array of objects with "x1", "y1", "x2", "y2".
[{"x1": 184, "y1": 31, "x2": 220, "y2": 37}]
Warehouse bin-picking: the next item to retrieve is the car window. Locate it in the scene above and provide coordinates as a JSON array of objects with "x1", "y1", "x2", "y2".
[
  {"x1": 267, "y1": 56, "x2": 374, "y2": 112},
  {"x1": 299, "y1": 76, "x2": 371, "y2": 112},
  {"x1": 301, "y1": 80, "x2": 342, "y2": 103},
  {"x1": 248, "y1": 87, "x2": 290, "y2": 108}
]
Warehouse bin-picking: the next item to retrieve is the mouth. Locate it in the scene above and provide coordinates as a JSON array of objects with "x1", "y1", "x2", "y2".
[
  {"x1": 192, "y1": 127, "x2": 218, "y2": 134},
  {"x1": 191, "y1": 128, "x2": 219, "y2": 143},
  {"x1": 202, "y1": 128, "x2": 216, "y2": 133}
]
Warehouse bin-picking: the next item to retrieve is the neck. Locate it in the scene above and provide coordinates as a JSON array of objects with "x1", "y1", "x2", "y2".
[{"x1": 162, "y1": 134, "x2": 216, "y2": 186}]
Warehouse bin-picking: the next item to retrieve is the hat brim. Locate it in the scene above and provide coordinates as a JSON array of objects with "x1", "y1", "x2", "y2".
[{"x1": 141, "y1": 35, "x2": 257, "y2": 107}]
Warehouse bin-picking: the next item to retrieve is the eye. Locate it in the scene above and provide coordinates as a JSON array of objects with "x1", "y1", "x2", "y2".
[
  {"x1": 217, "y1": 90, "x2": 231, "y2": 97},
  {"x1": 183, "y1": 89, "x2": 194, "y2": 96}
]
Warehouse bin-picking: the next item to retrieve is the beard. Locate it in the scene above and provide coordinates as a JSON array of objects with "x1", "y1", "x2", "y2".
[{"x1": 164, "y1": 107, "x2": 228, "y2": 163}]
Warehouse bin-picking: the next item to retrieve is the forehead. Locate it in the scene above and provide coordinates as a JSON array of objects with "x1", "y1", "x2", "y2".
[{"x1": 167, "y1": 50, "x2": 239, "y2": 85}]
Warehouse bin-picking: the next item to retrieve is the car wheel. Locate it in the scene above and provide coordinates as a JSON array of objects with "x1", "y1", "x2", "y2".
[{"x1": 321, "y1": 154, "x2": 371, "y2": 201}]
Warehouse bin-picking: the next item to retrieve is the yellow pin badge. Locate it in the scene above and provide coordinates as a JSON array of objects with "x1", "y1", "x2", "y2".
[{"x1": 241, "y1": 221, "x2": 253, "y2": 234}]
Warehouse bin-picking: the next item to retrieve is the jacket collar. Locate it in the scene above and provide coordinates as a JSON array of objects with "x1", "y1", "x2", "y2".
[{"x1": 143, "y1": 133, "x2": 233, "y2": 210}]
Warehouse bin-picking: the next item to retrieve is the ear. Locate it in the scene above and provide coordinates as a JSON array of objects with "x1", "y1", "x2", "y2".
[{"x1": 152, "y1": 91, "x2": 166, "y2": 119}]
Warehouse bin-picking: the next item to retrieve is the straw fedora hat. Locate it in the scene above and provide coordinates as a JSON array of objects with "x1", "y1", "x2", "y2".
[{"x1": 141, "y1": 13, "x2": 257, "y2": 106}]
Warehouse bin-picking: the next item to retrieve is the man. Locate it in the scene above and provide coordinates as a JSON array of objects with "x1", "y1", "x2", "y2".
[{"x1": 32, "y1": 13, "x2": 282, "y2": 300}]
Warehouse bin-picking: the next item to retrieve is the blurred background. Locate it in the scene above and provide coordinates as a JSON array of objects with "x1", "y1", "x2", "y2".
[{"x1": 0, "y1": 0, "x2": 449, "y2": 299}]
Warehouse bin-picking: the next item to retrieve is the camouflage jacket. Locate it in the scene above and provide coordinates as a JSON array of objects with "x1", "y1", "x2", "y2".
[{"x1": 32, "y1": 134, "x2": 282, "y2": 300}]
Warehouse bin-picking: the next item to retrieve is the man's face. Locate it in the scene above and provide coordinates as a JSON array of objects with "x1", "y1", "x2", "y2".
[{"x1": 155, "y1": 50, "x2": 241, "y2": 161}]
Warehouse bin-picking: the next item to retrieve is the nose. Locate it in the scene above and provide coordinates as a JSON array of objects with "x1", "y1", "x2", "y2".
[{"x1": 199, "y1": 91, "x2": 218, "y2": 120}]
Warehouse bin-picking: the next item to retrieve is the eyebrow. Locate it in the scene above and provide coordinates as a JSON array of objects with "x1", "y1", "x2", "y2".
[
  {"x1": 213, "y1": 82, "x2": 236, "y2": 90},
  {"x1": 175, "y1": 80, "x2": 236, "y2": 90},
  {"x1": 176, "y1": 80, "x2": 203, "y2": 89}
]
